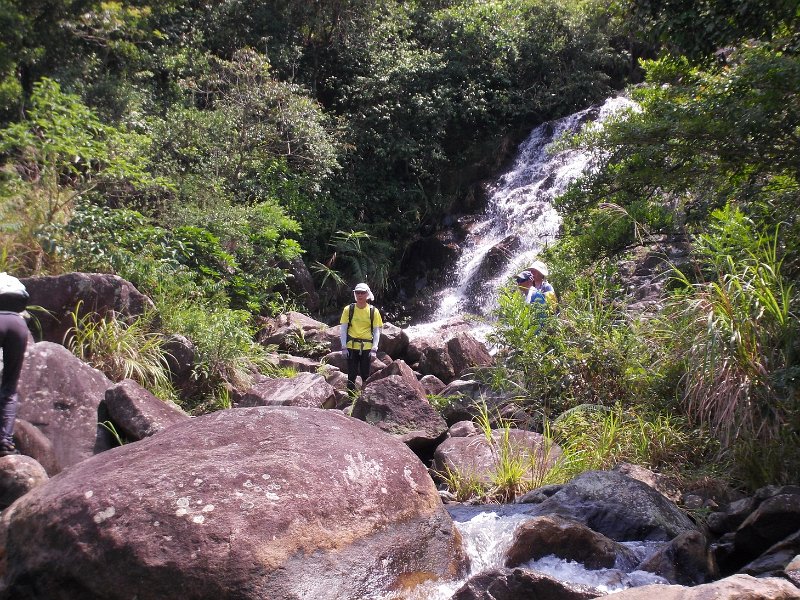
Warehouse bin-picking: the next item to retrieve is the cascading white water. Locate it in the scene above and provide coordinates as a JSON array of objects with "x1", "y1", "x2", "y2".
[{"x1": 430, "y1": 96, "x2": 639, "y2": 321}]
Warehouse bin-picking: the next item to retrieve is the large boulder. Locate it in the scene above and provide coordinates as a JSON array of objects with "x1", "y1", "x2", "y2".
[
  {"x1": 505, "y1": 515, "x2": 635, "y2": 570},
  {"x1": 446, "y1": 332, "x2": 493, "y2": 377},
  {"x1": 378, "y1": 323, "x2": 409, "y2": 359},
  {"x1": 524, "y1": 470, "x2": 698, "y2": 542},
  {"x1": 236, "y1": 372, "x2": 337, "y2": 409},
  {"x1": 433, "y1": 429, "x2": 561, "y2": 488},
  {"x1": 0, "y1": 407, "x2": 468, "y2": 600},
  {"x1": 256, "y1": 312, "x2": 329, "y2": 355},
  {"x1": 366, "y1": 360, "x2": 426, "y2": 399},
  {"x1": 352, "y1": 375, "x2": 448, "y2": 451},
  {"x1": 605, "y1": 574, "x2": 799, "y2": 600},
  {"x1": 21, "y1": 273, "x2": 153, "y2": 344},
  {"x1": 16, "y1": 342, "x2": 114, "y2": 473},
  {"x1": 101, "y1": 379, "x2": 189, "y2": 442}
]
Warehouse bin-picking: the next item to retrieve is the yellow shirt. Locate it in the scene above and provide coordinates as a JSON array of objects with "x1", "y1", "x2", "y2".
[{"x1": 340, "y1": 304, "x2": 383, "y2": 350}]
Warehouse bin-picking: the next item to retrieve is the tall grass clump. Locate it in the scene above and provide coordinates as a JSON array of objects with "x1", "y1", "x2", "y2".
[
  {"x1": 669, "y1": 206, "x2": 799, "y2": 487},
  {"x1": 66, "y1": 304, "x2": 175, "y2": 400},
  {"x1": 671, "y1": 206, "x2": 800, "y2": 486}
]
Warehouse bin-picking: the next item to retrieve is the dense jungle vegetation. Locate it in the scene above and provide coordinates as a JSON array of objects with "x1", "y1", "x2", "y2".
[{"x1": 0, "y1": 0, "x2": 797, "y2": 493}]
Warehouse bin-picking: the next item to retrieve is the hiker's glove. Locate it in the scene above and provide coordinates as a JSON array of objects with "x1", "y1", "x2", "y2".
[{"x1": 341, "y1": 349, "x2": 349, "y2": 358}]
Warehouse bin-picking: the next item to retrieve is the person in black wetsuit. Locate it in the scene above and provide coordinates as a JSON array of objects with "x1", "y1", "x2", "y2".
[{"x1": 0, "y1": 273, "x2": 29, "y2": 456}]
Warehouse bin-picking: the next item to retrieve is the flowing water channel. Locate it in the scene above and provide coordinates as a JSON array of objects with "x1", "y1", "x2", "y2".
[{"x1": 396, "y1": 97, "x2": 653, "y2": 598}]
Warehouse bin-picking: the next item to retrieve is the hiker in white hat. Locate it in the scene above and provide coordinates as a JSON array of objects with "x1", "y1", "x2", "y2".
[
  {"x1": 339, "y1": 283, "x2": 383, "y2": 393},
  {"x1": 529, "y1": 260, "x2": 557, "y2": 308}
]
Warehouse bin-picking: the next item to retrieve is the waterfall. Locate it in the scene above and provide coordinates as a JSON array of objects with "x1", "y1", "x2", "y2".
[{"x1": 430, "y1": 96, "x2": 638, "y2": 322}]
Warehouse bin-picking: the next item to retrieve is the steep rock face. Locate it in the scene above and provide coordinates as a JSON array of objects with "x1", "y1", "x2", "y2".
[
  {"x1": 1, "y1": 406, "x2": 468, "y2": 600},
  {"x1": 16, "y1": 342, "x2": 114, "y2": 473}
]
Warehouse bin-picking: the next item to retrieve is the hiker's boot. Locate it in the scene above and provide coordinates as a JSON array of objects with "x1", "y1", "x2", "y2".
[{"x1": 0, "y1": 440, "x2": 19, "y2": 456}]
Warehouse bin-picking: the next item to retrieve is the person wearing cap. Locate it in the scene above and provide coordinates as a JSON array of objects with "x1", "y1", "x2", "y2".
[
  {"x1": 340, "y1": 283, "x2": 383, "y2": 393},
  {"x1": 529, "y1": 260, "x2": 557, "y2": 309},
  {"x1": 515, "y1": 270, "x2": 546, "y2": 306}
]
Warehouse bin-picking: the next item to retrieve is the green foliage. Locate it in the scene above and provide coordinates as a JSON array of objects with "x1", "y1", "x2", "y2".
[
  {"x1": 669, "y1": 206, "x2": 799, "y2": 462},
  {"x1": 156, "y1": 295, "x2": 277, "y2": 413},
  {"x1": 66, "y1": 304, "x2": 175, "y2": 400},
  {"x1": 0, "y1": 78, "x2": 159, "y2": 274},
  {"x1": 487, "y1": 276, "x2": 671, "y2": 419},
  {"x1": 558, "y1": 44, "x2": 800, "y2": 265},
  {"x1": 622, "y1": 0, "x2": 799, "y2": 59}
]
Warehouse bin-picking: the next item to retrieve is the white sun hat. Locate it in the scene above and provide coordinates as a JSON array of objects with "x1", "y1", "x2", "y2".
[
  {"x1": 529, "y1": 260, "x2": 549, "y2": 278},
  {"x1": 352, "y1": 282, "x2": 374, "y2": 301}
]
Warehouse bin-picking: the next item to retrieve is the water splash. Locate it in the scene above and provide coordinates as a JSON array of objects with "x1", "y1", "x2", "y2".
[{"x1": 431, "y1": 96, "x2": 638, "y2": 320}]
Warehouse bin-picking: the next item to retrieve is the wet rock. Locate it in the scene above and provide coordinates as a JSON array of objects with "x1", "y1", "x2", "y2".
[
  {"x1": 637, "y1": 530, "x2": 718, "y2": 585},
  {"x1": 505, "y1": 515, "x2": 633, "y2": 570},
  {"x1": 740, "y1": 530, "x2": 800, "y2": 578},
  {"x1": 734, "y1": 494, "x2": 800, "y2": 563},
  {"x1": 707, "y1": 497, "x2": 757, "y2": 535},
  {"x1": 527, "y1": 470, "x2": 698, "y2": 541},
  {"x1": 451, "y1": 567, "x2": 600, "y2": 600},
  {"x1": 0, "y1": 407, "x2": 468, "y2": 600}
]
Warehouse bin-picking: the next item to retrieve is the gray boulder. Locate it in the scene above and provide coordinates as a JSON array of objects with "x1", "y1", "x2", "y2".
[
  {"x1": 101, "y1": 379, "x2": 189, "y2": 442},
  {"x1": 17, "y1": 342, "x2": 114, "y2": 473},
  {"x1": 21, "y1": 272, "x2": 153, "y2": 344},
  {"x1": 525, "y1": 470, "x2": 698, "y2": 541},
  {"x1": 0, "y1": 407, "x2": 468, "y2": 600}
]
